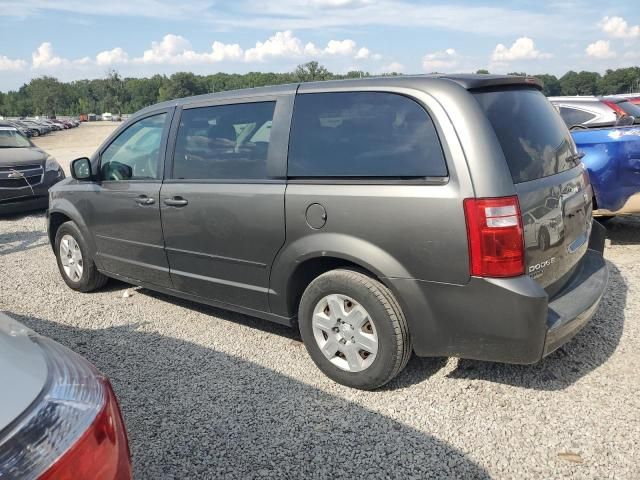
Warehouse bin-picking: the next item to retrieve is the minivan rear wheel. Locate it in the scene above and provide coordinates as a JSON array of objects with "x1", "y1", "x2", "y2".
[
  {"x1": 54, "y1": 221, "x2": 108, "y2": 292},
  {"x1": 298, "y1": 269, "x2": 411, "y2": 390}
]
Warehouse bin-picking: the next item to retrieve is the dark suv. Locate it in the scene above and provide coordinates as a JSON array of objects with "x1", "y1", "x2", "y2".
[{"x1": 48, "y1": 75, "x2": 608, "y2": 389}]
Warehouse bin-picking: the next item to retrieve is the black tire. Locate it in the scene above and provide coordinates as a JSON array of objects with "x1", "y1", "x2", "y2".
[
  {"x1": 538, "y1": 229, "x2": 550, "y2": 251},
  {"x1": 54, "y1": 221, "x2": 108, "y2": 292},
  {"x1": 298, "y1": 269, "x2": 411, "y2": 390}
]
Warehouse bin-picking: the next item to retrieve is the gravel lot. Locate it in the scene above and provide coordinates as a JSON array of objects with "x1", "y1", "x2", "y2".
[{"x1": 1, "y1": 127, "x2": 639, "y2": 478}]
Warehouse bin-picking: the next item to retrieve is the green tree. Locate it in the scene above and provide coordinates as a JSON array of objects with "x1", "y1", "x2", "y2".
[
  {"x1": 598, "y1": 67, "x2": 640, "y2": 95},
  {"x1": 295, "y1": 61, "x2": 331, "y2": 82},
  {"x1": 534, "y1": 74, "x2": 562, "y2": 96},
  {"x1": 559, "y1": 71, "x2": 601, "y2": 96},
  {"x1": 3, "y1": 66, "x2": 640, "y2": 117},
  {"x1": 25, "y1": 77, "x2": 67, "y2": 116},
  {"x1": 158, "y1": 72, "x2": 207, "y2": 101},
  {"x1": 476, "y1": 69, "x2": 490, "y2": 74}
]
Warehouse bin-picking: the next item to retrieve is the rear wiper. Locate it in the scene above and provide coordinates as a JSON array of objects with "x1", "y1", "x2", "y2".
[{"x1": 568, "y1": 152, "x2": 585, "y2": 164}]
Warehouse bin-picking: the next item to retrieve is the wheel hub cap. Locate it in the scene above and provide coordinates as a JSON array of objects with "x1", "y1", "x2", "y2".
[
  {"x1": 59, "y1": 234, "x2": 84, "y2": 282},
  {"x1": 311, "y1": 294, "x2": 379, "y2": 373}
]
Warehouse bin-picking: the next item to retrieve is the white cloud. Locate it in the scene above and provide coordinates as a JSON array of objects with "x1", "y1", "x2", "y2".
[
  {"x1": 491, "y1": 37, "x2": 551, "y2": 62},
  {"x1": 422, "y1": 48, "x2": 458, "y2": 71},
  {"x1": 200, "y1": 42, "x2": 244, "y2": 62},
  {"x1": 32, "y1": 42, "x2": 66, "y2": 68},
  {"x1": 137, "y1": 34, "x2": 192, "y2": 64},
  {"x1": 323, "y1": 39, "x2": 357, "y2": 56},
  {"x1": 244, "y1": 31, "x2": 306, "y2": 62},
  {"x1": 0, "y1": 55, "x2": 27, "y2": 71},
  {"x1": 599, "y1": 16, "x2": 640, "y2": 39},
  {"x1": 586, "y1": 40, "x2": 616, "y2": 59},
  {"x1": 31, "y1": 42, "x2": 91, "y2": 69},
  {"x1": 96, "y1": 47, "x2": 129, "y2": 66},
  {"x1": 381, "y1": 61, "x2": 404, "y2": 73},
  {"x1": 355, "y1": 47, "x2": 370, "y2": 60},
  {"x1": 244, "y1": 31, "x2": 368, "y2": 62},
  {"x1": 133, "y1": 34, "x2": 244, "y2": 65},
  {"x1": 15, "y1": 32, "x2": 378, "y2": 76}
]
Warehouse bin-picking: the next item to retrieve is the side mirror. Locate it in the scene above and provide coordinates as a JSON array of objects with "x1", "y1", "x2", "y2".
[
  {"x1": 615, "y1": 115, "x2": 635, "y2": 127},
  {"x1": 71, "y1": 157, "x2": 92, "y2": 181}
]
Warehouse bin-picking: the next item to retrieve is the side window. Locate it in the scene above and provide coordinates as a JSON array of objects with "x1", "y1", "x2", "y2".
[
  {"x1": 100, "y1": 113, "x2": 167, "y2": 181},
  {"x1": 173, "y1": 101, "x2": 276, "y2": 180},
  {"x1": 288, "y1": 92, "x2": 447, "y2": 177},
  {"x1": 558, "y1": 107, "x2": 595, "y2": 127}
]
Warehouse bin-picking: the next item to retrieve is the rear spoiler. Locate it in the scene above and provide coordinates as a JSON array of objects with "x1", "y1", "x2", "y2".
[{"x1": 437, "y1": 74, "x2": 543, "y2": 91}]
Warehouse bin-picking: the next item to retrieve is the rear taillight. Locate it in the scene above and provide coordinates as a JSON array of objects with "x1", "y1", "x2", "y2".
[
  {"x1": 463, "y1": 196, "x2": 525, "y2": 278},
  {"x1": 601, "y1": 99, "x2": 626, "y2": 117},
  {"x1": 0, "y1": 335, "x2": 132, "y2": 480}
]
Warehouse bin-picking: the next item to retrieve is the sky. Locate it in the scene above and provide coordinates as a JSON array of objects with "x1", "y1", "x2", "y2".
[{"x1": 0, "y1": 0, "x2": 639, "y2": 91}]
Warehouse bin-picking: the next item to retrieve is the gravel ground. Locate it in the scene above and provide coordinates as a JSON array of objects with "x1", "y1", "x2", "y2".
[
  {"x1": 1, "y1": 212, "x2": 639, "y2": 479},
  {"x1": 31, "y1": 122, "x2": 119, "y2": 174}
]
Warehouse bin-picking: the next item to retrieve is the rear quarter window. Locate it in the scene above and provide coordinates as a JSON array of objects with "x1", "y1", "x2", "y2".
[
  {"x1": 474, "y1": 88, "x2": 577, "y2": 184},
  {"x1": 288, "y1": 92, "x2": 447, "y2": 178},
  {"x1": 558, "y1": 107, "x2": 596, "y2": 127}
]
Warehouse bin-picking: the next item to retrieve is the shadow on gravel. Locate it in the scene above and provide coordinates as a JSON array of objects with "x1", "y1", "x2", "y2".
[
  {"x1": 448, "y1": 261, "x2": 626, "y2": 391},
  {"x1": 139, "y1": 288, "x2": 449, "y2": 389},
  {"x1": 0, "y1": 229, "x2": 47, "y2": 256},
  {"x1": 604, "y1": 215, "x2": 640, "y2": 245},
  {"x1": 11, "y1": 313, "x2": 491, "y2": 480}
]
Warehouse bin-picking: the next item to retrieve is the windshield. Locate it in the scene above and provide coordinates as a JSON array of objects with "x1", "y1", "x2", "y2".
[
  {"x1": 474, "y1": 87, "x2": 578, "y2": 184},
  {"x1": 0, "y1": 128, "x2": 32, "y2": 148}
]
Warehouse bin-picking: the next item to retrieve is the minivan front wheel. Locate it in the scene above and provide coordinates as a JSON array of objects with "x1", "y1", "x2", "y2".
[
  {"x1": 299, "y1": 269, "x2": 411, "y2": 390},
  {"x1": 54, "y1": 221, "x2": 108, "y2": 292}
]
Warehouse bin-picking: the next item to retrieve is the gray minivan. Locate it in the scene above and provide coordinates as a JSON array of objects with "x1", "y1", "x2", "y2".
[{"x1": 48, "y1": 75, "x2": 608, "y2": 390}]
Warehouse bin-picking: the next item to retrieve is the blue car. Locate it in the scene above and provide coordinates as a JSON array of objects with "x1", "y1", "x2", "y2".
[
  {"x1": 550, "y1": 96, "x2": 640, "y2": 220},
  {"x1": 571, "y1": 126, "x2": 640, "y2": 218}
]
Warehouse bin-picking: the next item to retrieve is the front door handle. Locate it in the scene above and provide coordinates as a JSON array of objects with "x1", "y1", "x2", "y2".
[
  {"x1": 164, "y1": 196, "x2": 189, "y2": 207},
  {"x1": 135, "y1": 195, "x2": 155, "y2": 205}
]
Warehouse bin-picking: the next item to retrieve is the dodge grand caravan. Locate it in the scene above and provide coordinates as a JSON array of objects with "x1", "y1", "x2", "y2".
[{"x1": 47, "y1": 75, "x2": 608, "y2": 390}]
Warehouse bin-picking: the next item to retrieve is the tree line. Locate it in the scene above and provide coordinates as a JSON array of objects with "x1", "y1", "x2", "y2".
[{"x1": 1, "y1": 62, "x2": 639, "y2": 117}]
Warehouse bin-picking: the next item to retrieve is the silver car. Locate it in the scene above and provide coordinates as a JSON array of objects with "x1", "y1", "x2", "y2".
[
  {"x1": 0, "y1": 312, "x2": 131, "y2": 479},
  {"x1": 548, "y1": 96, "x2": 619, "y2": 128},
  {"x1": 549, "y1": 95, "x2": 640, "y2": 129}
]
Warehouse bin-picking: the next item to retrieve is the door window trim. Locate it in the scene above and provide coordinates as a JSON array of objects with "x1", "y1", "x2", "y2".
[{"x1": 98, "y1": 107, "x2": 174, "y2": 184}]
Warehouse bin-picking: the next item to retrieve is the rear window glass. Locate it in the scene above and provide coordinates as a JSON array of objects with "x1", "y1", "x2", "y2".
[
  {"x1": 616, "y1": 100, "x2": 640, "y2": 118},
  {"x1": 474, "y1": 88, "x2": 577, "y2": 184},
  {"x1": 558, "y1": 107, "x2": 595, "y2": 127},
  {"x1": 288, "y1": 92, "x2": 447, "y2": 178}
]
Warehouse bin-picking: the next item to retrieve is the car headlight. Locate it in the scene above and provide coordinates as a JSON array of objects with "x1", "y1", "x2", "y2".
[{"x1": 45, "y1": 156, "x2": 61, "y2": 173}]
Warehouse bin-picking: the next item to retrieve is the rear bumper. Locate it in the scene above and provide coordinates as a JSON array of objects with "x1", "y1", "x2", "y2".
[
  {"x1": 543, "y1": 223, "x2": 608, "y2": 356},
  {"x1": 387, "y1": 221, "x2": 608, "y2": 364}
]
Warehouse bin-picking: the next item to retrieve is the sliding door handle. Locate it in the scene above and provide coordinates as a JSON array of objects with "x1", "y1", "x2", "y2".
[{"x1": 164, "y1": 197, "x2": 189, "y2": 207}]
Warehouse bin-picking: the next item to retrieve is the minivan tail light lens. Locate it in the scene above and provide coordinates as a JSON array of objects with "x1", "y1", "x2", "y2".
[
  {"x1": 601, "y1": 99, "x2": 625, "y2": 117},
  {"x1": 464, "y1": 196, "x2": 525, "y2": 278},
  {"x1": 0, "y1": 334, "x2": 132, "y2": 480}
]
